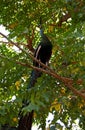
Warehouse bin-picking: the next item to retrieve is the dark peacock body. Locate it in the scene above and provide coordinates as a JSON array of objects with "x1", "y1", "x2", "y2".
[
  {"x1": 33, "y1": 28, "x2": 52, "y2": 67},
  {"x1": 18, "y1": 26, "x2": 52, "y2": 130}
]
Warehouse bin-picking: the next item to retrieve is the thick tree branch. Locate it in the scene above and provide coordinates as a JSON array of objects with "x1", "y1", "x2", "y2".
[{"x1": 0, "y1": 53, "x2": 85, "y2": 99}]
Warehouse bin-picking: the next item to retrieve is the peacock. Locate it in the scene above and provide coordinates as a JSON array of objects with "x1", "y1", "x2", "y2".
[
  {"x1": 18, "y1": 23, "x2": 52, "y2": 130},
  {"x1": 28, "y1": 25, "x2": 52, "y2": 89}
]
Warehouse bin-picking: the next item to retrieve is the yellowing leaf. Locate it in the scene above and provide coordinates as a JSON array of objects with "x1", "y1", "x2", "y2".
[
  {"x1": 78, "y1": 103, "x2": 83, "y2": 109},
  {"x1": 61, "y1": 87, "x2": 66, "y2": 94},
  {"x1": 63, "y1": 7, "x2": 67, "y2": 11},
  {"x1": 45, "y1": 0, "x2": 48, "y2": 2},
  {"x1": 12, "y1": 117, "x2": 18, "y2": 122},
  {"x1": 15, "y1": 81, "x2": 21, "y2": 90},
  {"x1": 50, "y1": 99, "x2": 61, "y2": 112},
  {"x1": 48, "y1": 25, "x2": 54, "y2": 32},
  {"x1": 55, "y1": 103, "x2": 61, "y2": 111},
  {"x1": 81, "y1": 100, "x2": 85, "y2": 104}
]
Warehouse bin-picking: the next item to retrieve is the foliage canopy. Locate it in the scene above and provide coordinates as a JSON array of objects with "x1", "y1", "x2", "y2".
[{"x1": 0, "y1": 0, "x2": 85, "y2": 129}]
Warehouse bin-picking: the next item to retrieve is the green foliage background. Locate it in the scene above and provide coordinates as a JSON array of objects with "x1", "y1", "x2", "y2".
[{"x1": 0, "y1": 0, "x2": 85, "y2": 129}]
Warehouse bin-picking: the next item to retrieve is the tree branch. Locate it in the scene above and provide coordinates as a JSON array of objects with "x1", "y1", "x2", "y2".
[{"x1": 0, "y1": 53, "x2": 85, "y2": 99}]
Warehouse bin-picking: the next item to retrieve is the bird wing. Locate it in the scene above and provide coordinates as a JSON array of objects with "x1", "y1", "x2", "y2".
[{"x1": 35, "y1": 45, "x2": 41, "y2": 59}]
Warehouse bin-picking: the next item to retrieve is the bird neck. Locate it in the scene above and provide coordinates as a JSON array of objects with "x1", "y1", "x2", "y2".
[
  {"x1": 40, "y1": 28, "x2": 49, "y2": 42},
  {"x1": 40, "y1": 28, "x2": 44, "y2": 37}
]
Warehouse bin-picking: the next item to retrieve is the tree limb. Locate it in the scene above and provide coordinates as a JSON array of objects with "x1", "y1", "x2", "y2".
[{"x1": 0, "y1": 53, "x2": 85, "y2": 99}]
